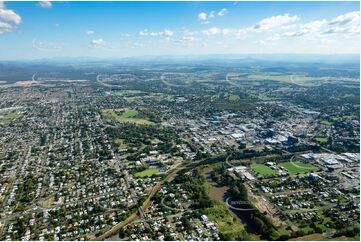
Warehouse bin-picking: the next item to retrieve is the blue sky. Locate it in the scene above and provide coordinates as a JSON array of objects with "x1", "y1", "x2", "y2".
[{"x1": 0, "y1": 1, "x2": 359, "y2": 60}]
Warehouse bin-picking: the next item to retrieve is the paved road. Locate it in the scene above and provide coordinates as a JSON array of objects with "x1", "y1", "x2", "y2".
[{"x1": 94, "y1": 162, "x2": 186, "y2": 240}]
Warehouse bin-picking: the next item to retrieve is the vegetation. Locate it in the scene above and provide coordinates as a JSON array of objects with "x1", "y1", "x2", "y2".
[
  {"x1": 102, "y1": 108, "x2": 153, "y2": 125},
  {"x1": 279, "y1": 161, "x2": 318, "y2": 174},
  {"x1": 0, "y1": 111, "x2": 20, "y2": 124},
  {"x1": 205, "y1": 202, "x2": 248, "y2": 240},
  {"x1": 315, "y1": 137, "x2": 329, "y2": 143},
  {"x1": 251, "y1": 163, "x2": 278, "y2": 176},
  {"x1": 134, "y1": 168, "x2": 159, "y2": 177}
]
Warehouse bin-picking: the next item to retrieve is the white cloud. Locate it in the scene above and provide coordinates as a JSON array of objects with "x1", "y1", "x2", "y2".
[
  {"x1": 330, "y1": 11, "x2": 360, "y2": 26},
  {"x1": 284, "y1": 19, "x2": 327, "y2": 37},
  {"x1": 198, "y1": 9, "x2": 228, "y2": 23},
  {"x1": 0, "y1": 1, "x2": 5, "y2": 9},
  {"x1": 139, "y1": 30, "x2": 147, "y2": 36},
  {"x1": 221, "y1": 28, "x2": 235, "y2": 35},
  {"x1": 221, "y1": 27, "x2": 250, "y2": 39},
  {"x1": 180, "y1": 36, "x2": 195, "y2": 42},
  {"x1": 253, "y1": 13, "x2": 300, "y2": 32},
  {"x1": 38, "y1": 1, "x2": 52, "y2": 9},
  {"x1": 302, "y1": 19, "x2": 327, "y2": 32},
  {"x1": 209, "y1": 11, "x2": 215, "y2": 19},
  {"x1": 259, "y1": 34, "x2": 280, "y2": 46},
  {"x1": 281, "y1": 12, "x2": 359, "y2": 38},
  {"x1": 218, "y1": 8, "x2": 228, "y2": 17},
  {"x1": 198, "y1": 12, "x2": 207, "y2": 22},
  {"x1": 32, "y1": 38, "x2": 66, "y2": 52},
  {"x1": 139, "y1": 29, "x2": 174, "y2": 37},
  {"x1": 323, "y1": 26, "x2": 360, "y2": 35},
  {"x1": 201, "y1": 27, "x2": 221, "y2": 36},
  {"x1": 0, "y1": 9, "x2": 21, "y2": 24},
  {"x1": 0, "y1": 7, "x2": 21, "y2": 34},
  {"x1": 283, "y1": 31, "x2": 305, "y2": 37},
  {"x1": 90, "y1": 38, "x2": 107, "y2": 48},
  {"x1": 0, "y1": 21, "x2": 14, "y2": 33},
  {"x1": 174, "y1": 35, "x2": 196, "y2": 45},
  {"x1": 213, "y1": 14, "x2": 299, "y2": 39},
  {"x1": 182, "y1": 29, "x2": 197, "y2": 37},
  {"x1": 163, "y1": 29, "x2": 174, "y2": 37},
  {"x1": 128, "y1": 42, "x2": 144, "y2": 48},
  {"x1": 86, "y1": 30, "x2": 95, "y2": 35},
  {"x1": 323, "y1": 11, "x2": 360, "y2": 36}
]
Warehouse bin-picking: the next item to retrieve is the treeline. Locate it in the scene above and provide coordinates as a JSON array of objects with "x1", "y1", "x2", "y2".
[{"x1": 173, "y1": 169, "x2": 213, "y2": 210}]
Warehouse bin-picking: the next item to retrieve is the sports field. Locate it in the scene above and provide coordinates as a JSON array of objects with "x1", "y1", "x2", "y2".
[
  {"x1": 102, "y1": 108, "x2": 153, "y2": 125},
  {"x1": 134, "y1": 168, "x2": 159, "y2": 177},
  {"x1": 0, "y1": 111, "x2": 20, "y2": 124},
  {"x1": 315, "y1": 137, "x2": 328, "y2": 143},
  {"x1": 250, "y1": 163, "x2": 278, "y2": 176},
  {"x1": 279, "y1": 161, "x2": 317, "y2": 174}
]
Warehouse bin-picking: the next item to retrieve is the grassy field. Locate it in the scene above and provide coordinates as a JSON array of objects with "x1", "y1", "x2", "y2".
[
  {"x1": 39, "y1": 196, "x2": 55, "y2": 208},
  {"x1": 115, "y1": 90, "x2": 142, "y2": 95},
  {"x1": 250, "y1": 163, "x2": 278, "y2": 176},
  {"x1": 102, "y1": 108, "x2": 153, "y2": 125},
  {"x1": 315, "y1": 137, "x2": 329, "y2": 143},
  {"x1": 291, "y1": 233, "x2": 359, "y2": 241},
  {"x1": 134, "y1": 168, "x2": 159, "y2": 177},
  {"x1": 205, "y1": 202, "x2": 247, "y2": 240},
  {"x1": 122, "y1": 109, "x2": 138, "y2": 118},
  {"x1": 114, "y1": 138, "x2": 127, "y2": 149},
  {"x1": 320, "y1": 120, "x2": 333, "y2": 125},
  {"x1": 0, "y1": 111, "x2": 20, "y2": 124},
  {"x1": 279, "y1": 161, "x2": 317, "y2": 174},
  {"x1": 247, "y1": 74, "x2": 314, "y2": 86},
  {"x1": 227, "y1": 94, "x2": 240, "y2": 101}
]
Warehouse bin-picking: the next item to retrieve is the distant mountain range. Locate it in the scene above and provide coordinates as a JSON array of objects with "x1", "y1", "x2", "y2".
[{"x1": 0, "y1": 54, "x2": 359, "y2": 65}]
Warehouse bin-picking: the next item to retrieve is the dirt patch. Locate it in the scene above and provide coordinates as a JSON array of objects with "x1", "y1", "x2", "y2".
[
  {"x1": 246, "y1": 184, "x2": 284, "y2": 227},
  {"x1": 208, "y1": 184, "x2": 229, "y2": 202}
]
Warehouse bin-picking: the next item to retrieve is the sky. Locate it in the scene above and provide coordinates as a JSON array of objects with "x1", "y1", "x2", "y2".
[{"x1": 0, "y1": 1, "x2": 359, "y2": 60}]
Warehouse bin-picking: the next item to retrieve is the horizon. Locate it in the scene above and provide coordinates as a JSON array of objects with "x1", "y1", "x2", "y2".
[{"x1": 0, "y1": 53, "x2": 360, "y2": 63}]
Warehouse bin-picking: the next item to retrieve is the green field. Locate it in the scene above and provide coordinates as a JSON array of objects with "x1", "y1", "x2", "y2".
[
  {"x1": 121, "y1": 109, "x2": 138, "y2": 118},
  {"x1": 114, "y1": 138, "x2": 127, "y2": 149},
  {"x1": 320, "y1": 120, "x2": 333, "y2": 125},
  {"x1": 0, "y1": 111, "x2": 20, "y2": 124},
  {"x1": 247, "y1": 74, "x2": 315, "y2": 86},
  {"x1": 205, "y1": 202, "x2": 247, "y2": 240},
  {"x1": 250, "y1": 163, "x2": 278, "y2": 176},
  {"x1": 279, "y1": 161, "x2": 317, "y2": 174},
  {"x1": 134, "y1": 168, "x2": 159, "y2": 177},
  {"x1": 315, "y1": 137, "x2": 329, "y2": 143},
  {"x1": 227, "y1": 94, "x2": 240, "y2": 101},
  {"x1": 115, "y1": 90, "x2": 142, "y2": 95},
  {"x1": 102, "y1": 108, "x2": 153, "y2": 125}
]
